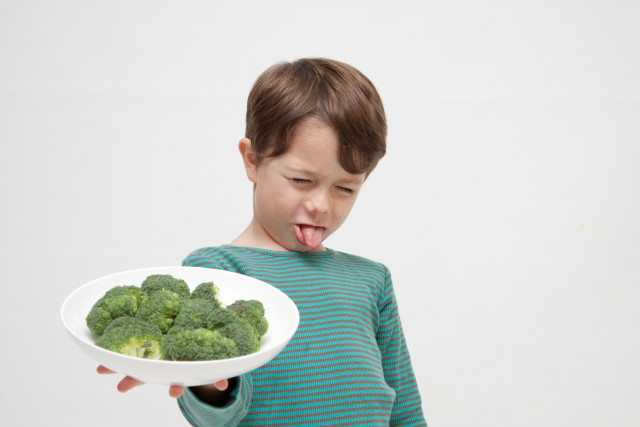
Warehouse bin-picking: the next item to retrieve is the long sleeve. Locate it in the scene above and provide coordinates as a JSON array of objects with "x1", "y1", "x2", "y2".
[
  {"x1": 177, "y1": 374, "x2": 253, "y2": 427},
  {"x1": 176, "y1": 246, "x2": 428, "y2": 426},
  {"x1": 377, "y1": 269, "x2": 427, "y2": 426}
]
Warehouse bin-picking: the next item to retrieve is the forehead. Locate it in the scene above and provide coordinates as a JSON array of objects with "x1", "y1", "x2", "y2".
[
  {"x1": 282, "y1": 120, "x2": 339, "y2": 167},
  {"x1": 278, "y1": 119, "x2": 365, "y2": 182},
  {"x1": 290, "y1": 118, "x2": 338, "y2": 151}
]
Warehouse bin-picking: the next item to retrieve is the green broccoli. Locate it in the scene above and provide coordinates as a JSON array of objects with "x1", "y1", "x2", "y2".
[
  {"x1": 87, "y1": 274, "x2": 269, "y2": 362},
  {"x1": 86, "y1": 285, "x2": 148, "y2": 334},
  {"x1": 227, "y1": 299, "x2": 269, "y2": 338},
  {"x1": 207, "y1": 307, "x2": 240, "y2": 329},
  {"x1": 95, "y1": 316, "x2": 162, "y2": 359},
  {"x1": 134, "y1": 289, "x2": 182, "y2": 333},
  {"x1": 140, "y1": 274, "x2": 190, "y2": 299},
  {"x1": 218, "y1": 317, "x2": 260, "y2": 356},
  {"x1": 205, "y1": 307, "x2": 260, "y2": 355},
  {"x1": 171, "y1": 298, "x2": 218, "y2": 331},
  {"x1": 161, "y1": 328, "x2": 239, "y2": 361},
  {"x1": 190, "y1": 281, "x2": 222, "y2": 308}
]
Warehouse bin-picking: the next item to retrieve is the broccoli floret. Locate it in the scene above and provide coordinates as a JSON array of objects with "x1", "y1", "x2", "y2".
[
  {"x1": 134, "y1": 289, "x2": 182, "y2": 333},
  {"x1": 87, "y1": 274, "x2": 269, "y2": 362},
  {"x1": 95, "y1": 316, "x2": 162, "y2": 359},
  {"x1": 218, "y1": 317, "x2": 260, "y2": 356},
  {"x1": 206, "y1": 307, "x2": 260, "y2": 355},
  {"x1": 227, "y1": 299, "x2": 269, "y2": 338},
  {"x1": 86, "y1": 285, "x2": 148, "y2": 334},
  {"x1": 86, "y1": 307, "x2": 112, "y2": 335},
  {"x1": 207, "y1": 307, "x2": 239, "y2": 329},
  {"x1": 140, "y1": 274, "x2": 190, "y2": 299},
  {"x1": 161, "y1": 328, "x2": 239, "y2": 361},
  {"x1": 171, "y1": 298, "x2": 218, "y2": 330},
  {"x1": 190, "y1": 281, "x2": 222, "y2": 308}
]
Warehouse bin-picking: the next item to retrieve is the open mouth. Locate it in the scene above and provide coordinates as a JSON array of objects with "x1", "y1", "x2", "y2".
[{"x1": 294, "y1": 224, "x2": 325, "y2": 248}]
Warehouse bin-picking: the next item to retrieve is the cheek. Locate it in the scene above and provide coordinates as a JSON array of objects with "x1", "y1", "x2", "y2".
[
  {"x1": 258, "y1": 184, "x2": 300, "y2": 214},
  {"x1": 333, "y1": 197, "x2": 358, "y2": 221}
]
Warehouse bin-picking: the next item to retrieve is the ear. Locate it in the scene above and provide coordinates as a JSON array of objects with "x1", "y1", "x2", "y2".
[{"x1": 238, "y1": 137, "x2": 258, "y2": 183}]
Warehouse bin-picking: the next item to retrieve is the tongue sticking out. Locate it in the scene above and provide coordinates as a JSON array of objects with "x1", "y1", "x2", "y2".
[{"x1": 297, "y1": 224, "x2": 325, "y2": 248}]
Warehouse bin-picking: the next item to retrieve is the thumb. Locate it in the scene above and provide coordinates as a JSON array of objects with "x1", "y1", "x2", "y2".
[{"x1": 214, "y1": 379, "x2": 229, "y2": 390}]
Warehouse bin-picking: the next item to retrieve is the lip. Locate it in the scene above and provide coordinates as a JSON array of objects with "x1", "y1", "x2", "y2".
[
  {"x1": 293, "y1": 223, "x2": 327, "y2": 232},
  {"x1": 295, "y1": 222, "x2": 326, "y2": 229}
]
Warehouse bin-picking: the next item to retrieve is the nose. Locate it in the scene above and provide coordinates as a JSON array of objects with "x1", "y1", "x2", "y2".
[{"x1": 304, "y1": 189, "x2": 330, "y2": 215}]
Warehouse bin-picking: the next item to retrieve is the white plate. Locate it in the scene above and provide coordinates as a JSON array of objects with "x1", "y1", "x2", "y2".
[{"x1": 61, "y1": 266, "x2": 299, "y2": 386}]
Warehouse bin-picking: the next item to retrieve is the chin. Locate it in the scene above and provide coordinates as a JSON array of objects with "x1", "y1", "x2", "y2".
[
  {"x1": 305, "y1": 243, "x2": 327, "y2": 252},
  {"x1": 286, "y1": 240, "x2": 325, "y2": 253}
]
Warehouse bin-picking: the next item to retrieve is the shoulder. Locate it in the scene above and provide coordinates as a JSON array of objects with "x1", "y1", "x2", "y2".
[
  {"x1": 182, "y1": 245, "x2": 274, "y2": 276},
  {"x1": 332, "y1": 249, "x2": 388, "y2": 268},
  {"x1": 182, "y1": 246, "x2": 220, "y2": 264},
  {"x1": 182, "y1": 246, "x2": 238, "y2": 269},
  {"x1": 331, "y1": 250, "x2": 391, "y2": 280}
]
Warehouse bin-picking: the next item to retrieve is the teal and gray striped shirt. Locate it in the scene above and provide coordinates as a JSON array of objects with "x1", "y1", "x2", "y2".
[{"x1": 177, "y1": 245, "x2": 426, "y2": 426}]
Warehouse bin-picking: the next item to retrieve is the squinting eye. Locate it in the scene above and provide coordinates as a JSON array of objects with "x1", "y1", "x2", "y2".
[
  {"x1": 337, "y1": 186, "x2": 354, "y2": 195},
  {"x1": 292, "y1": 178, "x2": 312, "y2": 184}
]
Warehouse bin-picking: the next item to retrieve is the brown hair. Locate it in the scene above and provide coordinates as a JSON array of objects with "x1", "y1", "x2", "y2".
[{"x1": 245, "y1": 58, "x2": 387, "y2": 175}]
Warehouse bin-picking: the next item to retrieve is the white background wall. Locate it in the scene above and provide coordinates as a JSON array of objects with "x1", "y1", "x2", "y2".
[{"x1": 1, "y1": 1, "x2": 639, "y2": 426}]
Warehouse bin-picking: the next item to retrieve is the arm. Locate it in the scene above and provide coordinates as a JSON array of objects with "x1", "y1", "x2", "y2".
[
  {"x1": 175, "y1": 251, "x2": 254, "y2": 426},
  {"x1": 177, "y1": 375, "x2": 253, "y2": 427},
  {"x1": 376, "y1": 269, "x2": 428, "y2": 427}
]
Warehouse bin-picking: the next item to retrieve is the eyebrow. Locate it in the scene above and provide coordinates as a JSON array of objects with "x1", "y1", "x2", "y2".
[{"x1": 337, "y1": 176, "x2": 365, "y2": 185}]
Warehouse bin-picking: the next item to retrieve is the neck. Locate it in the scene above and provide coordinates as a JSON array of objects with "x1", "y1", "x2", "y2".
[{"x1": 231, "y1": 220, "x2": 285, "y2": 251}]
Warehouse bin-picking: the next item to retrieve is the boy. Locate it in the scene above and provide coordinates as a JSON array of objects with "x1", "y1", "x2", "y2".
[{"x1": 101, "y1": 58, "x2": 427, "y2": 426}]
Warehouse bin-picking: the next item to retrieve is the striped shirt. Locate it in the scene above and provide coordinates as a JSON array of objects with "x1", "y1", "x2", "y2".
[{"x1": 177, "y1": 245, "x2": 426, "y2": 427}]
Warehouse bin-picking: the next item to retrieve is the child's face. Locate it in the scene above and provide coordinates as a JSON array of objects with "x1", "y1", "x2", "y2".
[{"x1": 242, "y1": 118, "x2": 366, "y2": 252}]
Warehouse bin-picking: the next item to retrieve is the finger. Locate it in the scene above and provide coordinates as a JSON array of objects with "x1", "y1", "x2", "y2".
[
  {"x1": 97, "y1": 365, "x2": 116, "y2": 375},
  {"x1": 214, "y1": 379, "x2": 229, "y2": 391},
  {"x1": 117, "y1": 376, "x2": 145, "y2": 393},
  {"x1": 169, "y1": 385, "x2": 186, "y2": 398}
]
